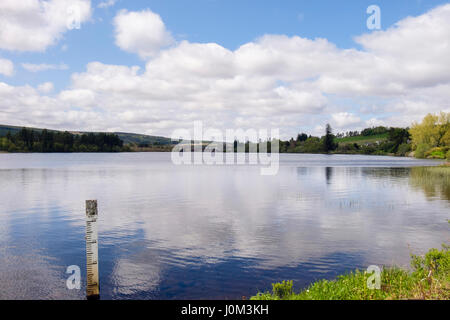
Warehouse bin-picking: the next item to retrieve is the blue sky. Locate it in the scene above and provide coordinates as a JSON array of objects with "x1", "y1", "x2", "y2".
[
  {"x1": 0, "y1": 0, "x2": 449, "y2": 137},
  {"x1": 2, "y1": 0, "x2": 447, "y2": 90}
]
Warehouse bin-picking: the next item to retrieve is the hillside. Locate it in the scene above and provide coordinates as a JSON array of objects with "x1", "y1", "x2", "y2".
[
  {"x1": 0, "y1": 124, "x2": 42, "y2": 136},
  {"x1": 114, "y1": 132, "x2": 172, "y2": 145},
  {"x1": 335, "y1": 133, "x2": 388, "y2": 145},
  {"x1": 0, "y1": 124, "x2": 172, "y2": 146}
]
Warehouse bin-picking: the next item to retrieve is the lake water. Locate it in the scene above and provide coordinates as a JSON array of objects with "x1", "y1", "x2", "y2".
[{"x1": 0, "y1": 153, "x2": 448, "y2": 299}]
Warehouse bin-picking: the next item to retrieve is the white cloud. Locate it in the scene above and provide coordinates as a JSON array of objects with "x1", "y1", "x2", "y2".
[
  {"x1": 37, "y1": 82, "x2": 54, "y2": 93},
  {"x1": 1, "y1": 5, "x2": 450, "y2": 138},
  {"x1": 355, "y1": 4, "x2": 450, "y2": 89},
  {"x1": 0, "y1": 0, "x2": 92, "y2": 52},
  {"x1": 0, "y1": 58, "x2": 14, "y2": 76},
  {"x1": 22, "y1": 63, "x2": 69, "y2": 72},
  {"x1": 113, "y1": 9, "x2": 174, "y2": 59},
  {"x1": 331, "y1": 112, "x2": 362, "y2": 128}
]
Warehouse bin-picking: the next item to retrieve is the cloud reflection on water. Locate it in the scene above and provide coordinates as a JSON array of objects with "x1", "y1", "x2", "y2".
[{"x1": 0, "y1": 153, "x2": 447, "y2": 299}]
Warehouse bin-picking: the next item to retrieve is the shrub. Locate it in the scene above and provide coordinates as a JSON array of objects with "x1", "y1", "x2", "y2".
[
  {"x1": 415, "y1": 143, "x2": 431, "y2": 158},
  {"x1": 424, "y1": 147, "x2": 448, "y2": 159},
  {"x1": 336, "y1": 143, "x2": 359, "y2": 154},
  {"x1": 272, "y1": 280, "x2": 293, "y2": 299},
  {"x1": 411, "y1": 245, "x2": 449, "y2": 279},
  {"x1": 396, "y1": 143, "x2": 412, "y2": 156},
  {"x1": 7, "y1": 143, "x2": 18, "y2": 152}
]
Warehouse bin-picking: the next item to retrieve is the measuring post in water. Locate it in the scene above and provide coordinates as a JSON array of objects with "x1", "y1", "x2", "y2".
[{"x1": 85, "y1": 200, "x2": 100, "y2": 300}]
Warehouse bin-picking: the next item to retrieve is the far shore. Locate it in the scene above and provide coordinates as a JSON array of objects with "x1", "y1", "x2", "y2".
[{"x1": 0, "y1": 149, "x2": 448, "y2": 164}]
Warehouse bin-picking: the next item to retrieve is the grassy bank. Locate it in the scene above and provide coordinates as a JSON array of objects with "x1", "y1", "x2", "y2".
[
  {"x1": 251, "y1": 245, "x2": 449, "y2": 300},
  {"x1": 335, "y1": 133, "x2": 388, "y2": 145}
]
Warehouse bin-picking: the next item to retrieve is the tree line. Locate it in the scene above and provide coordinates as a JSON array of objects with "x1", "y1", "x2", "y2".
[
  {"x1": 0, "y1": 128, "x2": 129, "y2": 153},
  {"x1": 279, "y1": 112, "x2": 449, "y2": 159},
  {"x1": 1, "y1": 112, "x2": 448, "y2": 158},
  {"x1": 280, "y1": 124, "x2": 411, "y2": 156}
]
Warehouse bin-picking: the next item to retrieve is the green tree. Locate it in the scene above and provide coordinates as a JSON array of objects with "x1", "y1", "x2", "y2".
[
  {"x1": 410, "y1": 112, "x2": 450, "y2": 158},
  {"x1": 387, "y1": 127, "x2": 410, "y2": 153},
  {"x1": 410, "y1": 113, "x2": 449, "y2": 149},
  {"x1": 323, "y1": 123, "x2": 337, "y2": 153},
  {"x1": 1, "y1": 128, "x2": 125, "y2": 153},
  {"x1": 296, "y1": 133, "x2": 308, "y2": 143}
]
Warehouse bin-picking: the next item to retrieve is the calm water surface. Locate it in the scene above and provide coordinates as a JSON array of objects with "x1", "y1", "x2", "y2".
[{"x1": 0, "y1": 153, "x2": 448, "y2": 299}]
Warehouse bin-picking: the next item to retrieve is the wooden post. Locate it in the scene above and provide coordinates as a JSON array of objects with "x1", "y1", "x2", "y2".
[{"x1": 85, "y1": 200, "x2": 100, "y2": 300}]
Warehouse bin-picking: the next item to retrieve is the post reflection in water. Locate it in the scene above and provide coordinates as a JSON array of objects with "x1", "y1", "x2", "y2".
[
  {"x1": 325, "y1": 167, "x2": 333, "y2": 185},
  {"x1": 0, "y1": 153, "x2": 447, "y2": 299}
]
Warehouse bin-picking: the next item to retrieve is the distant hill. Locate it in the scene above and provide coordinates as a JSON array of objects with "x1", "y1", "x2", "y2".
[
  {"x1": 0, "y1": 124, "x2": 173, "y2": 146},
  {"x1": 335, "y1": 133, "x2": 389, "y2": 145},
  {"x1": 114, "y1": 132, "x2": 172, "y2": 145},
  {"x1": 0, "y1": 124, "x2": 36, "y2": 136}
]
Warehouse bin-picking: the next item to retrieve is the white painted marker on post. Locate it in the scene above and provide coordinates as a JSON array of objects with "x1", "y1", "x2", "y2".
[{"x1": 85, "y1": 200, "x2": 100, "y2": 300}]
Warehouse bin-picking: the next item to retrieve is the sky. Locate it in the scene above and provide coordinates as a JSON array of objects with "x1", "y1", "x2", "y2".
[{"x1": 0, "y1": 0, "x2": 449, "y2": 139}]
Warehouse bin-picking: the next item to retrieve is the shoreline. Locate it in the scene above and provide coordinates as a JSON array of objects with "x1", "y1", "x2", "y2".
[
  {"x1": 251, "y1": 244, "x2": 449, "y2": 300},
  {"x1": 0, "y1": 150, "x2": 448, "y2": 162}
]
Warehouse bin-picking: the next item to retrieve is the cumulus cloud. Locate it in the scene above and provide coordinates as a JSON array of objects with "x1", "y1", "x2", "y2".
[
  {"x1": 37, "y1": 82, "x2": 54, "y2": 93},
  {"x1": 22, "y1": 63, "x2": 69, "y2": 72},
  {"x1": 0, "y1": 58, "x2": 14, "y2": 76},
  {"x1": 1, "y1": 5, "x2": 450, "y2": 138},
  {"x1": 113, "y1": 9, "x2": 174, "y2": 59},
  {"x1": 355, "y1": 4, "x2": 450, "y2": 90},
  {"x1": 331, "y1": 113, "x2": 362, "y2": 129},
  {"x1": 0, "y1": 0, "x2": 92, "y2": 52}
]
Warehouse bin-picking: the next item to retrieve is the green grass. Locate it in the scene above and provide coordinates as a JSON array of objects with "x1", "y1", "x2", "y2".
[
  {"x1": 335, "y1": 133, "x2": 388, "y2": 144},
  {"x1": 424, "y1": 147, "x2": 449, "y2": 160},
  {"x1": 251, "y1": 244, "x2": 450, "y2": 300}
]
